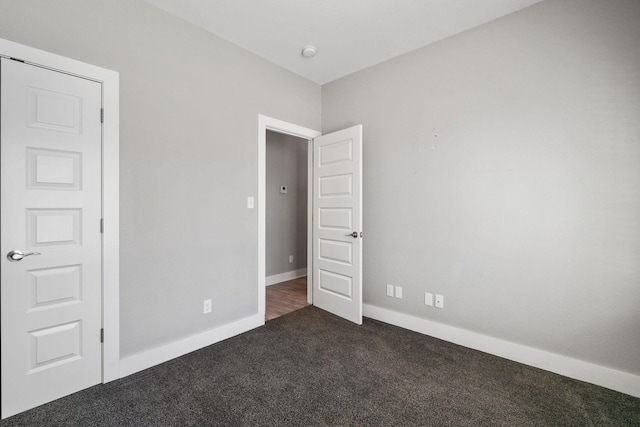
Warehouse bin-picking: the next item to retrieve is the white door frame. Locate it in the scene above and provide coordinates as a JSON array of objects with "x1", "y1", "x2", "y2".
[
  {"x1": 257, "y1": 115, "x2": 321, "y2": 319},
  {"x1": 0, "y1": 38, "x2": 120, "y2": 383}
]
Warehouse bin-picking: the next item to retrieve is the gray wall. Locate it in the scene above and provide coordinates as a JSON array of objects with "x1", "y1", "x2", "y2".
[
  {"x1": 0, "y1": 0, "x2": 321, "y2": 356},
  {"x1": 265, "y1": 131, "x2": 308, "y2": 278},
  {"x1": 322, "y1": 0, "x2": 640, "y2": 375}
]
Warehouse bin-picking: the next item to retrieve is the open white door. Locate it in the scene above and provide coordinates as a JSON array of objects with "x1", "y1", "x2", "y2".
[
  {"x1": 312, "y1": 125, "x2": 363, "y2": 324},
  {"x1": 1, "y1": 58, "x2": 103, "y2": 418}
]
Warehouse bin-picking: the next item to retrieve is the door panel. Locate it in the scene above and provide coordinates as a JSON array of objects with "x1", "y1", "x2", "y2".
[
  {"x1": 1, "y1": 58, "x2": 102, "y2": 418},
  {"x1": 312, "y1": 125, "x2": 362, "y2": 324}
]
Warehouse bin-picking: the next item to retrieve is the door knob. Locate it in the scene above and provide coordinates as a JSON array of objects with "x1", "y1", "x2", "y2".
[
  {"x1": 346, "y1": 232, "x2": 358, "y2": 238},
  {"x1": 6, "y1": 250, "x2": 41, "y2": 262}
]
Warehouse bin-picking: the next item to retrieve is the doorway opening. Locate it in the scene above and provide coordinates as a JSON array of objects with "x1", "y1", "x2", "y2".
[
  {"x1": 257, "y1": 115, "x2": 321, "y2": 322},
  {"x1": 258, "y1": 116, "x2": 363, "y2": 325},
  {"x1": 265, "y1": 130, "x2": 310, "y2": 320}
]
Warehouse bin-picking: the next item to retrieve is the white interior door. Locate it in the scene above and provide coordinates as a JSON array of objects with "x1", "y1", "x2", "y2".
[
  {"x1": 312, "y1": 125, "x2": 362, "y2": 324},
  {"x1": 1, "y1": 58, "x2": 103, "y2": 418}
]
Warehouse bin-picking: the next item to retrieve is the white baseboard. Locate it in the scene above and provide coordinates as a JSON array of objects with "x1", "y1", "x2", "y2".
[
  {"x1": 266, "y1": 268, "x2": 307, "y2": 286},
  {"x1": 118, "y1": 314, "x2": 264, "y2": 378},
  {"x1": 363, "y1": 304, "x2": 640, "y2": 398}
]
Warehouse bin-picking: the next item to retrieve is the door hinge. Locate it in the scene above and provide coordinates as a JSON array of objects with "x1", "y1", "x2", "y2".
[
  {"x1": 100, "y1": 218, "x2": 104, "y2": 233},
  {"x1": 100, "y1": 328, "x2": 104, "y2": 343},
  {"x1": 100, "y1": 108, "x2": 104, "y2": 123}
]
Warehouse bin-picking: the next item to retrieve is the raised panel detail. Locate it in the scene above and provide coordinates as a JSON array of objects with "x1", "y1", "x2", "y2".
[
  {"x1": 319, "y1": 174, "x2": 352, "y2": 198},
  {"x1": 28, "y1": 265, "x2": 82, "y2": 310},
  {"x1": 319, "y1": 270, "x2": 352, "y2": 300},
  {"x1": 28, "y1": 321, "x2": 82, "y2": 373},
  {"x1": 27, "y1": 148, "x2": 82, "y2": 190},
  {"x1": 318, "y1": 208, "x2": 352, "y2": 231},
  {"x1": 28, "y1": 209, "x2": 81, "y2": 247},
  {"x1": 319, "y1": 138, "x2": 352, "y2": 167},
  {"x1": 319, "y1": 239, "x2": 352, "y2": 266},
  {"x1": 28, "y1": 86, "x2": 82, "y2": 134}
]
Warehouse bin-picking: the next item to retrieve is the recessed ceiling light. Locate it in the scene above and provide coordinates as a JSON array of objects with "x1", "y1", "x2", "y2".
[{"x1": 301, "y1": 45, "x2": 317, "y2": 58}]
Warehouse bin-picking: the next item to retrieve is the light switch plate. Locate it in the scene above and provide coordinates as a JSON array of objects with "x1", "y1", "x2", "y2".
[
  {"x1": 395, "y1": 286, "x2": 403, "y2": 299},
  {"x1": 386, "y1": 284, "x2": 394, "y2": 297},
  {"x1": 425, "y1": 292, "x2": 433, "y2": 306},
  {"x1": 247, "y1": 197, "x2": 254, "y2": 209}
]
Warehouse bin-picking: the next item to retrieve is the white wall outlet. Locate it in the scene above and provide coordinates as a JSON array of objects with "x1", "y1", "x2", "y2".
[
  {"x1": 289, "y1": 255, "x2": 294, "y2": 263},
  {"x1": 203, "y1": 299, "x2": 212, "y2": 314},
  {"x1": 425, "y1": 292, "x2": 433, "y2": 306},
  {"x1": 386, "y1": 284, "x2": 394, "y2": 297},
  {"x1": 280, "y1": 186, "x2": 288, "y2": 194},
  {"x1": 247, "y1": 196, "x2": 254, "y2": 209},
  {"x1": 435, "y1": 294, "x2": 444, "y2": 309},
  {"x1": 395, "y1": 286, "x2": 403, "y2": 299}
]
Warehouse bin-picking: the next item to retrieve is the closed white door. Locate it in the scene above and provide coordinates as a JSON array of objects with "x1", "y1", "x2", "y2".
[
  {"x1": 1, "y1": 58, "x2": 103, "y2": 418},
  {"x1": 313, "y1": 125, "x2": 363, "y2": 324}
]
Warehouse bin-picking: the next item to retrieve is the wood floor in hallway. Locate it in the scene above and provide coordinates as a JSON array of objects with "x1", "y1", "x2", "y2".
[{"x1": 266, "y1": 276, "x2": 309, "y2": 321}]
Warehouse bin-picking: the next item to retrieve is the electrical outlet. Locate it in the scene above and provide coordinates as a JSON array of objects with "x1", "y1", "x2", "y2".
[
  {"x1": 203, "y1": 299, "x2": 212, "y2": 314},
  {"x1": 435, "y1": 294, "x2": 444, "y2": 309},
  {"x1": 425, "y1": 292, "x2": 433, "y2": 306},
  {"x1": 289, "y1": 255, "x2": 294, "y2": 263},
  {"x1": 386, "y1": 284, "x2": 394, "y2": 297},
  {"x1": 395, "y1": 286, "x2": 403, "y2": 299}
]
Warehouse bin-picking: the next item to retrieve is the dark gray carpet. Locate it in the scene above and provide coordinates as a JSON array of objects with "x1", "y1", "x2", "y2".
[{"x1": 2, "y1": 306, "x2": 639, "y2": 426}]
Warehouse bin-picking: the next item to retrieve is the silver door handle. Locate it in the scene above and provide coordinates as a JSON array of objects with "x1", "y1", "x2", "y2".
[
  {"x1": 6, "y1": 250, "x2": 41, "y2": 262},
  {"x1": 346, "y1": 232, "x2": 358, "y2": 238}
]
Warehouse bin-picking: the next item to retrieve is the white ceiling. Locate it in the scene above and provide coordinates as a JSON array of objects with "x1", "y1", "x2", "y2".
[{"x1": 145, "y1": 0, "x2": 543, "y2": 85}]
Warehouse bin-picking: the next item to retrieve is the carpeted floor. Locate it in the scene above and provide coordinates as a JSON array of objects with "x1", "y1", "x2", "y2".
[{"x1": 2, "y1": 306, "x2": 639, "y2": 426}]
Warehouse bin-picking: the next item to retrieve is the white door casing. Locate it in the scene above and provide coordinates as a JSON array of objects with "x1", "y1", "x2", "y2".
[
  {"x1": 1, "y1": 58, "x2": 102, "y2": 417},
  {"x1": 257, "y1": 115, "x2": 321, "y2": 318},
  {"x1": 312, "y1": 125, "x2": 363, "y2": 324}
]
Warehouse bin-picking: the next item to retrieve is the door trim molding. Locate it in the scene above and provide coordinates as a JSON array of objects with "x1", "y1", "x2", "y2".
[
  {"x1": 0, "y1": 38, "x2": 120, "y2": 383},
  {"x1": 258, "y1": 115, "x2": 321, "y2": 318}
]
